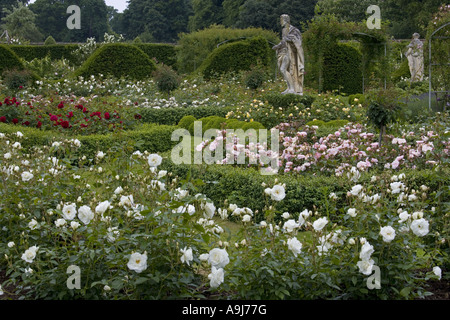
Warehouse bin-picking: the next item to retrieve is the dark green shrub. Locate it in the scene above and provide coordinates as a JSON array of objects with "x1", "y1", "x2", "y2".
[
  {"x1": 138, "y1": 105, "x2": 234, "y2": 126},
  {"x1": 263, "y1": 93, "x2": 315, "y2": 108},
  {"x1": 2, "y1": 68, "x2": 36, "y2": 91},
  {"x1": 74, "y1": 43, "x2": 156, "y2": 80},
  {"x1": 306, "y1": 119, "x2": 326, "y2": 126},
  {"x1": 322, "y1": 43, "x2": 363, "y2": 94},
  {"x1": 324, "y1": 119, "x2": 349, "y2": 127},
  {"x1": 0, "y1": 45, "x2": 27, "y2": 75},
  {"x1": 241, "y1": 121, "x2": 265, "y2": 131},
  {"x1": 153, "y1": 64, "x2": 181, "y2": 94},
  {"x1": 178, "y1": 115, "x2": 197, "y2": 130},
  {"x1": 348, "y1": 93, "x2": 365, "y2": 105},
  {"x1": 9, "y1": 44, "x2": 78, "y2": 64},
  {"x1": 44, "y1": 36, "x2": 57, "y2": 45},
  {"x1": 134, "y1": 43, "x2": 177, "y2": 69},
  {"x1": 198, "y1": 37, "x2": 273, "y2": 79},
  {"x1": 244, "y1": 66, "x2": 268, "y2": 90}
]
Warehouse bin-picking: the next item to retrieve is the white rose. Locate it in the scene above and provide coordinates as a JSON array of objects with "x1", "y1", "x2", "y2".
[
  {"x1": 28, "y1": 219, "x2": 38, "y2": 230},
  {"x1": 96, "y1": 151, "x2": 105, "y2": 159},
  {"x1": 398, "y1": 210, "x2": 410, "y2": 223},
  {"x1": 95, "y1": 200, "x2": 111, "y2": 215},
  {"x1": 208, "y1": 248, "x2": 229, "y2": 269},
  {"x1": 283, "y1": 219, "x2": 299, "y2": 233},
  {"x1": 347, "y1": 208, "x2": 357, "y2": 217},
  {"x1": 7, "y1": 241, "x2": 15, "y2": 248},
  {"x1": 199, "y1": 253, "x2": 209, "y2": 261},
  {"x1": 350, "y1": 184, "x2": 363, "y2": 196},
  {"x1": 180, "y1": 247, "x2": 193, "y2": 266},
  {"x1": 62, "y1": 204, "x2": 77, "y2": 220},
  {"x1": 127, "y1": 252, "x2": 148, "y2": 273},
  {"x1": 147, "y1": 154, "x2": 162, "y2": 167},
  {"x1": 359, "y1": 242, "x2": 374, "y2": 261},
  {"x1": 357, "y1": 259, "x2": 375, "y2": 275},
  {"x1": 287, "y1": 237, "x2": 302, "y2": 257},
  {"x1": 379, "y1": 226, "x2": 396, "y2": 242},
  {"x1": 242, "y1": 214, "x2": 251, "y2": 222},
  {"x1": 282, "y1": 212, "x2": 290, "y2": 219},
  {"x1": 21, "y1": 171, "x2": 34, "y2": 182},
  {"x1": 203, "y1": 202, "x2": 216, "y2": 219},
  {"x1": 78, "y1": 205, "x2": 94, "y2": 225},
  {"x1": 208, "y1": 266, "x2": 224, "y2": 288},
  {"x1": 432, "y1": 266, "x2": 442, "y2": 280},
  {"x1": 270, "y1": 184, "x2": 286, "y2": 201},
  {"x1": 55, "y1": 218, "x2": 67, "y2": 227},
  {"x1": 4, "y1": 152, "x2": 11, "y2": 159},
  {"x1": 312, "y1": 217, "x2": 328, "y2": 231},
  {"x1": 21, "y1": 246, "x2": 39, "y2": 263},
  {"x1": 410, "y1": 218, "x2": 429, "y2": 237}
]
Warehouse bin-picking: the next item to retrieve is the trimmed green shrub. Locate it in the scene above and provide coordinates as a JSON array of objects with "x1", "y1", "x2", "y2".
[
  {"x1": 176, "y1": 25, "x2": 279, "y2": 74},
  {"x1": 197, "y1": 37, "x2": 274, "y2": 79},
  {"x1": 324, "y1": 119, "x2": 349, "y2": 127},
  {"x1": 244, "y1": 66, "x2": 268, "y2": 90},
  {"x1": 134, "y1": 43, "x2": 177, "y2": 69},
  {"x1": 263, "y1": 93, "x2": 315, "y2": 108},
  {"x1": 153, "y1": 64, "x2": 181, "y2": 94},
  {"x1": 178, "y1": 115, "x2": 197, "y2": 130},
  {"x1": 138, "y1": 105, "x2": 234, "y2": 126},
  {"x1": 0, "y1": 45, "x2": 27, "y2": 75},
  {"x1": 0, "y1": 123, "x2": 177, "y2": 158},
  {"x1": 322, "y1": 43, "x2": 363, "y2": 94},
  {"x1": 44, "y1": 36, "x2": 57, "y2": 46},
  {"x1": 9, "y1": 44, "x2": 79, "y2": 65},
  {"x1": 391, "y1": 58, "x2": 411, "y2": 82},
  {"x1": 348, "y1": 93, "x2": 366, "y2": 105},
  {"x1": 74, "y1": 43, "x2": 157, "y2": 80},
  {"x1": 306, "y1": 119, "x2": 326, "y2": 127}
]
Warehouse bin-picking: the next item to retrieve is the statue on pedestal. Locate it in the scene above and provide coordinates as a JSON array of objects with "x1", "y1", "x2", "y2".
[
  {"x1": 405, "y1": 33, "x2": 424, "y2": 82},
  {"x1": 272, "y1": 14, "x2": 305, "y2": 95}
]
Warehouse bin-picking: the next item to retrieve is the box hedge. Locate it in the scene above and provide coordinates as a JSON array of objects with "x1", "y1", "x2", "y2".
[
  {"x1": 138, "y1": 105, "x2": 234, "y2": 126},
  {"x1": 0, "y1": 45, "x2": 28, "y2": 75},
  {"x1": 73, "y1": 43, "x2": 157, "y2": 80},
  {"x1": 322, "y1": 43, "x2": 363, "y2": 94},
  {"x1": 134, "y1": 43, "x2": 177, "y2": 69},
  {"x1": 197, "y1": 37, "x2": 274, "y2": 79},
  {"x1": 9, "y1": 44, "x2": 79, "y2": 65},
  {"x1": 263, "y1": 93, "x2": 316, "y2": 108}
]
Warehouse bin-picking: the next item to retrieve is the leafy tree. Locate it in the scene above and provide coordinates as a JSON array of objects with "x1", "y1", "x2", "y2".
[
  {"x1": 0, "y1": 0, "x2": 30, "y2": 20},
  {"x1": 123, "y1": 0, "x2": 192, "y2": 42},
  {"x1": 222, "y1": 0, "x2": 245, "y2": 27},
  {"x1": 188, "y1": 0, "x2": 224, "y2": 31},
  {"x1": 1, "y1": 1, "x2": 43, "y2": 42},
  {"x1": 29, "y1": 0, "x2": 109, "y2": 42}
]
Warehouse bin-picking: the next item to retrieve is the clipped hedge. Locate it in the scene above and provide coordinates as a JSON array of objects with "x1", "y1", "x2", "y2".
[
  {"x1": 197, "y1": 37, "x2": 274, "y2": 79},
  {"x1": 183, "y1": 115, "x2": 265, "y2": 135},
  {"x1": 323, "y1": 43, "x2": 363, "y2": 94},
  {"x1": 263, "y1": 93, "x2": 316, "y2": 108},
  {"x1": 138, "y1": 105, "x2": 234, "y2": 126},
  {"x1": 9, "y1": 44, "x2": 79, "y2": 64},
  {"x1": 160, "y1": 160, "x2": 450, "y2": 223},
  {"x1": 74, "y1": 43, "x2": 157, "y2": 80},
  {"x1": 0, "y1": 45, "x2": 28, "y2": 75},
  {"x1": 0, "y1": 123, "x2": 177, "y2": 158},
  {"x1": 134, "y1": 43, "x2": 178, "y2": 69}
]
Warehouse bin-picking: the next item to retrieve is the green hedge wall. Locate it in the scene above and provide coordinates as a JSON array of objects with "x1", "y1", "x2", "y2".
[
  {"x1": 134, "y1": 43, "x2": 177, "y2": 69},
  {"x1": 197, "y1": 37, "x2": 274, "y2": 79},
  {"x1": 9, "y1": 44, "x2": 79, "y2": 64},
  {"x1": 73, "y1": 43, "x2": 157, "y2": 80},
  {"x1": 263, "y1": 93, "x2": 316, "y2": 108},
  {"x1": 0, "y1": 123, "x2": 177, "y2": 158},
  {"x1": 323, "y1": 43, "x2": 363, "y2": 94},
  {"x1": 0, "y1": 45, "x2": 28, "y2": 75},
  {"x1": 160, "y1": 160, "x2": 450, "y2": 223},
  {"x1": 138, "y1": 105, "x2": 234, "y2": 126}
]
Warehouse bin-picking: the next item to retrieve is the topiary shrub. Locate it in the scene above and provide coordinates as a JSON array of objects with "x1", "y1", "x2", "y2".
[
  {"x1": 178, "y1": 115, "x2": 197, "y2": 130},
  {"x1": 74, "y1": 43, "x2": 157, "y2": 80},
  {"x1": 198, "y1": 37, "x2": 273, "y2": 79},
  {"x1": 134, "y1": 43, "x2": 177, "y2": 69},
  {"x1": 152, "y1": 64, "x2": 181, "y2": 94},
  {"x1": 243, "y1": 66, "x2": 268, "y2": 90},
  {"x1": 0, "y1": 45, "x2": 27, "y2": 75},
  {"x1": 264, "y1": 93, "x2": 315, "y2": 108},
  {"x1": 44, "y1": 36, "x2": 57, "y2": 45},
  {"x1": 322, "y1": 43, "x2": 363, "y2": 94}
]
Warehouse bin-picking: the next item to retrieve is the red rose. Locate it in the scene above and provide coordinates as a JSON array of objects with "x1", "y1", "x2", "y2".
[
  {"x1": 37, "y1": 121, "x2": 42, "y2": 128},
  {"x1": 104, "y1": 112, "x2": 110, "y2": 120},
  {"x1": 61, "y1": 121, "x2": 70, "y2": 128},
  {"x1": 12, "y1": 118, "x2": 18, "y2": 124},
  {"x1": 58, "y1": 102, "x2": 64, "y2": 109},
  {"x1": 0, "y1": 116, "x2": 6, "y2": 122},
  {"x1": 50, "y1": 115, "x2": 58, "y2": 121},
  {"x1": 23, "y1": 121, "x2": 30, "y2": 126},
  {"x1": 68, "y1": 111, "x2": 74, "y2": 118}
]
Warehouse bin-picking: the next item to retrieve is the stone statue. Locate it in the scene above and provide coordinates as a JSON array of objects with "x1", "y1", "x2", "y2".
[
  {"x1": 272, "y1": 14, "x2": 305, "y2": 95},
  {"x1": 405, "y1": 33, "x2": 424, "y2": 82}
]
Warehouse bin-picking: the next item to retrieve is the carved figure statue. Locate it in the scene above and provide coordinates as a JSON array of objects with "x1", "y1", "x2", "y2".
[
  {"x1": 272, "y1": 14, "x2": 305, "y2": 95},
  {"x1": 405, "y1": 33, "x2": 424, "y2": 82}
]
